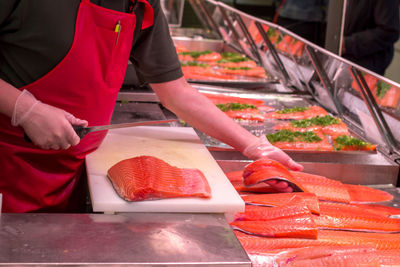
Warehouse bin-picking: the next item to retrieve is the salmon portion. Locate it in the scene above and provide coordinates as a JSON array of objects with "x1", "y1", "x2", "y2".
[
  {"x1": 234, "y1": 200, "x2": 311, "y2": 221},
  {"x1": 265, "y1": 106, "x2": 329, "y2": 120},
  {"x1": 346, "y1": 184, "x2": 394, "y2": 203},
  {"x1": 267, "y1": 129, "x2": 334, "y2": 151},
  {"x1": 274, "y1": 115, "x2": 349, "y2": 139},
  {"x1": 201, "y1": 92, "x2": 267, "y2": 107},
  {"x1": 290, "y1": 171, "x2": 351, "y2": 203},
  {"x1": 352, "y1": 203, "x2": 400, "y2": 217},
  {"x1": 107, "y1": 156, "x2": 211, "y2": 201},
  {"x1": 231, "y1": 214, "x2": 318, "y2": 239},
  {"x1": 315, "y1": 201, "x2": 400, "y2": 233},
  {"x1": 241, "y1": 193, "x2": 320, "y2": 215},
  {"x1": 215, "y1": 66, "x2": 267, "y2": 78}
]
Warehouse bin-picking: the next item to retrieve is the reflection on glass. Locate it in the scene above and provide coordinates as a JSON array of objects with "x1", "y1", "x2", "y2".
[{"x1": 350, "y1": 71, "x2": 400, "y2": 110}]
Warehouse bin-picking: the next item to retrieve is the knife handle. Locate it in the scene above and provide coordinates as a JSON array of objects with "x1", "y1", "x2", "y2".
[{"x1": 24, "y1": 125, "x2": 89, "y2": 143}]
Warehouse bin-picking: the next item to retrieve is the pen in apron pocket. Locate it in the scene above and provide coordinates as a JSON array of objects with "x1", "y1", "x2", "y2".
[{"x1": 115, "y1": 20, "x2": 121, "y2": 45}]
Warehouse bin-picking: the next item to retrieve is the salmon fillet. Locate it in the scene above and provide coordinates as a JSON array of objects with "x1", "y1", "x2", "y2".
[
  {"x1": 346, "y1": 184, "x2": 394, "y2": 203},
  {"x1": 265, "y1": 106, "x2": 328, "y2": 120},
  {"x1": 107, "y1": 156, "x2": 211, "y2": 201}
]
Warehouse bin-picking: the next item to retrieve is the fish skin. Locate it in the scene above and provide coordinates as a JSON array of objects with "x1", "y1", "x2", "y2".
[
  {"x1": 345, "y1": 184, "x2": 394, "y2": 203},
  {"x1": 241, "y1": 193, "x2": 320, "y2": 215},
  {"x1": 107, "y1": 156, "x2": 211, "y2": 201},
  {"x1": 230, "y1": 214, "x2": 318, "y2": 239},
  {"x1": 234, "y1": 200, "x2": 311, "y2": 221},
  {"x1": 289, "y1": 171, "x2": 351, "y2": 203}
]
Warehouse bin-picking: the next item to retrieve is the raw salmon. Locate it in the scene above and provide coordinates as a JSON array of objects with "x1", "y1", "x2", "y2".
[
  {"x1": 217, "y1": 60, "x2": 258, "y2": 69},
  {"x1": 289, "y1": 171, "x2": 351, "y2": 203},
  {"x1": 346, "y1": 184, "x2": 394, "y2": 203},
  {"x1": 266, "y1": 129, "x2": 334, "y2": 151},
  {"x1": 274, "y1": 246, "x2": 379, "y2": 267},
  {"x1": 215, "y1": 66, "x2": 267, "y2": 78},
  {"x1": 230, "y1": 214, "x2": 318, "y2": 239},
  {"x1": 181, "y1": 65, "x2": 235, "y2": 81},
  {"x1": 318, "y1": 230, "x2": 400, "y2": 250},
  {"x1": 241, "y1": 193, "x2": 320, "y2": 215},
  {"x1": 234, "y1": 231, "x2": 337, "y2": 253},
  {"x1": 265, "y1": 106, "x2": 329, "y2": 120},
  {"x1": 333, "y1": 135, "x2": 377, "y2": 151},
  {"x1": 231, "y1": 180, "x2": 280, "y2": 193},
  {"x1": 315, "y1": 201, "x2": 400, "y2": 233},
  {"x1": 201, "y1": 92, "x2": 267, "y2": 107},
  {"x1": 223, "y1": 108, "x2": 266, "y2": 122},
  {"x1": 274, "y1": 115, "x2": 349, "y2": 138},
  {"x1": 352, "y1": 203, "x2": 400, "y2": 217},
  {"x1": 196, "y1": 51, "x2": 222, "y2": 62},
  {"x1": 107, "y1": 156, "x2": 211, "y2": 201},
  {"x1": 234, "y1": 200, "x2": 311, "y2": 221}
]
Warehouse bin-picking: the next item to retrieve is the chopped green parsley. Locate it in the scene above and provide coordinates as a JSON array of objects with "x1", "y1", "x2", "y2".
[
  {"x1": 266, "y1": 130, "x2": 322, "y2": 143},
  {"x1": 218, "y1": 52, "x2": 250, "y2": 63},
  {"x1": 276, "y1": 106, "x2": 310, "y2": 114},
  {"x1": 216, "y1": 102, "x2": 257, "y2": 112},
  {"x1": 376, "y1": 81, "x2": 392, "y2": 99},
  {"x1": 226, "y1": 67, "x2": 252, "y2": 70},
  {"x1": 333, "y1": 135, "x2": 372, "y2": 150},
  {"x1": 179, "y1": 50, "x2": 212, "y2": 58},
  {"x1": 290, "y1": 115, "x2": 341, "y2": 128},
  {"x1": 180, "y1": 61, "x2": 209, "y2": 67}
]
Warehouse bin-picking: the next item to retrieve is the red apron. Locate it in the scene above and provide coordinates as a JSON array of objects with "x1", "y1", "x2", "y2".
[{"x1": 0, "y1": 0, "x2": 154, "y2": 212}]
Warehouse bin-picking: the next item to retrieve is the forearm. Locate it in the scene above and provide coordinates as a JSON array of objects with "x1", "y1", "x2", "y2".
[
  {"x1": 0, "y1": 79, "x2": 21, "y2": 118},
  {"x1": 150, "y1": 77, "x2": 258, "y2": 152}
]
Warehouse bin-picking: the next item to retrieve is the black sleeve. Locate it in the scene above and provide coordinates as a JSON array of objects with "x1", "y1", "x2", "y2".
[
  {"x1": 129, "y1": 0, "x2": 183, "y2": 84},
  {"x1": 344, "y1": 0, "x2": 400, "y2": 59},
  {"x1": 0, "y1": 1, "x2": 19, "y2": 28}
]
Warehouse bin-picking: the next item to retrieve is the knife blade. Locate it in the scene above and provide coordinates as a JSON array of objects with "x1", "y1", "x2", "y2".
[
  {"x1": 24, "y1": 119, "x2": 178, "y2": 142},
  {"x1": 73, "y1": 119, "x2": 178, "y2": 138}
]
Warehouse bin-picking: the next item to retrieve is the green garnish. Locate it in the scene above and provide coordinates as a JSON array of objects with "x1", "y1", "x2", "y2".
[
  {"x1": 267, "y1": 28, "x2": 276, "y2": 37},
  {"x1": 376, "y1": 81, "x2": 391, "y2": 99},
  {"x1": 333, "y1": 135, "x2": 372, "y2": 150},
  {"x1": 226, "y1": 67, "x2": 252, "y2": 70},
  {"x1": 180, "y1": 61, "x2": 209, "y2": 67},
  {"x1": 266, "y1": 130, "x2": 322, "y2": 143},
  {"x1": 216, "y1": 102, "x2": 257, "y2": 112},
  {"x1": 290, "y1": 115, "x2": 341, "y2": 128},
  {"x1": 179, "y1": 50, "x2": 212, "y2": 58},
  {"x1": 276, "y1": 106, "x2": 310, "y2": 114},
  {"x1": 218, "y1": 52, "x2": 250, "y2": 63}
]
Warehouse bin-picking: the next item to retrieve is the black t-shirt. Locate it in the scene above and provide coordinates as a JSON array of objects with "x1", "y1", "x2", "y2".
[{"x1": 0, "y1": 0, "x2": 183, "y2": 88}]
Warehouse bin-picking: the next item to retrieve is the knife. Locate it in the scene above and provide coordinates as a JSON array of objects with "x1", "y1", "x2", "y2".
[{"x1": 24, "y1": 119, "x2": 178, "y2": 142}]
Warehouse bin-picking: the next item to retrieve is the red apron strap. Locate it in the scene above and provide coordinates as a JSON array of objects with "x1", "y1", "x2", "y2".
[{"x1": 136, "y1": 0, "x2": 154, "y2": 29}]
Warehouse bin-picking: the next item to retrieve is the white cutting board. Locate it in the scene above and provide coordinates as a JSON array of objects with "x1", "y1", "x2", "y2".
[{"x1": 86, "y1": 126, "x2": 244, "y2": 220}]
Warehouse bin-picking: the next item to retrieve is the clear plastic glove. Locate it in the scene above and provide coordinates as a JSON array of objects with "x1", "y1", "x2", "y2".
[
  {"x1": 243, "y1": 135, "x2": 304, "y2": 192},
  {"x1": 12, "y1": 89, "x2": 88, "y2": 150}
]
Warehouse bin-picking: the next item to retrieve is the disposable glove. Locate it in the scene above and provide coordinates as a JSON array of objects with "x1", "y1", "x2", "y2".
[
  {"x1": 12, "y1": 89, "x2": 88, "y2": 150},
  {"x1": 243, "y1": 135, "x2": 304, "y2": 192}
]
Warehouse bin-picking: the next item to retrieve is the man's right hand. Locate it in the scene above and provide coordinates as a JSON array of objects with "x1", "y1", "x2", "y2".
[{"x1": 13, "y1": 90, "x2": 88, "y2": 150}]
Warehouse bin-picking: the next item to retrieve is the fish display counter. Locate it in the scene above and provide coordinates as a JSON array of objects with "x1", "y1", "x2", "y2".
[{"x1": 116, "y1": 0, "x2": 400, "y2": 265}]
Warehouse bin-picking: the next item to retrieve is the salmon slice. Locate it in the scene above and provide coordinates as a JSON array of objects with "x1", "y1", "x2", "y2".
[
  {"x1": 375, "y1": 83, "x2": 400, "y2": 109},
  {"x1": 175, "y1": 44, "x2": 188, "y2": 53},
  {"x1": 274, "y1": 115, "x2": 349, "y2": 138},
  {"x1": 181, "y1": 65, "x2": 235, "y2": 81},
  {"x1": 215, "y1": 66, "x2": 267, "y2": 78},
  {"x1": 241, "y1": 193, "x2": 320, "y2": 215},
  {"x1": 282, "y1": 251, "x2": 381, "y2": 267},
  {"x1": 231, "y1": 180, "x2": 280, "y2": 193},
  {"x1": 315, "y1": 201, "x2": 400, "y2": 233},
  {"x1": 242, "y1": 159, "x2": 307, "y2": 191},
  {"x1": 223, "y1": 108, "x2": 265, "y2": 122},
  {"x1": 346, "y1": 184, "x2": 394, "y2": 203},
  {"x1": 234, "y1": 231, "x2": 336, "y2": 253},
  {"x1": 230, "y1": 214, "x2": 318, "y2": 239},
  {"x1": 265, "y1": 106, "x2": 329, "y2": 120},
  {"x1": 216, "y1": 60, "x2": 258, "y2": 68},
  {"x1": 333, "y1": 135, "x2": 377, "y2": 151},
  {"x1": 266, "y1": 129, "x2": 335, "y2": 151},
  {"x1": 234, "y1": 200, "x2": 311, "y2": 221},
  {"x1": 352, "y1": 203, "x2": 400, "y2": 217},
  {"x1": 318, "y1": 230, "x2": 400, "y2": 250},
  {"x1": 107, "y1": 156, "x2": 211, "y2": 201},
  {"x1": 201, "y1": 92, "x2": 267, "y2": 107},
  {"x1": 289, "y1": 171, "x2": 351, "y2": 203}
]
